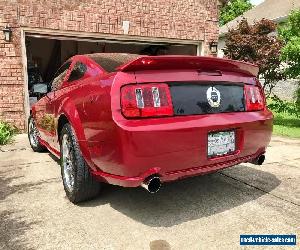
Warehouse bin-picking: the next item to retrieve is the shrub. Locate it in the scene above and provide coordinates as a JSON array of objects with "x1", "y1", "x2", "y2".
[
  {"x1": 268, "y1": 95, "x2": 299, "y2": 117},
  {"x1": 296, "y1": 82, "x2": 300, "y2": 111},
  {"x1": 0, "y1": 121, "x2": 17, "y2": 145},
  {"x1": 223, "y1": 19, "x2": 284, "y2": 95}
]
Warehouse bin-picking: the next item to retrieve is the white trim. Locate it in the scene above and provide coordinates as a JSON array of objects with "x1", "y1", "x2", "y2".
[
  {"x1": 197, "y1": 42, "x2": 204, "y2": 56},
  {"x1": 20, "y1": 29, "x2": 30, "y2": 130},
  {"x1": 23, "y1": 27, "x2": 202, "y2": 46}
]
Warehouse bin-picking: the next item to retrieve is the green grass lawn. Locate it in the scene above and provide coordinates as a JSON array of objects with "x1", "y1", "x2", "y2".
[{"x1": 272, "y1": 111, "x2": 300, "y2": 138}]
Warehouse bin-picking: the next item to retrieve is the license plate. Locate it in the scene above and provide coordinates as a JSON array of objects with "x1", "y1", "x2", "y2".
[{"x1": 208, "y1": 130, "x2": 236, "y2": 158}]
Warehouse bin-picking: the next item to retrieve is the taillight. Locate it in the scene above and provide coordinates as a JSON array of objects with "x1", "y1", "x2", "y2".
[
  {"x1": 121, "y1": 83, "x2": 174, "y2": 118},
  {"x1": 244, "y1": 85, "x2": 265, "y2": 111}
]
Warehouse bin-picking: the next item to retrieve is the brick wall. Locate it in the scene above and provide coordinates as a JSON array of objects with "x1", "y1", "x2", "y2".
[
  {"x1": 0, "y1": 0, "x2": 219, "y2": 131},
  {"x1": 0, "y1": 2, "x2": 24, "y2": 129}
]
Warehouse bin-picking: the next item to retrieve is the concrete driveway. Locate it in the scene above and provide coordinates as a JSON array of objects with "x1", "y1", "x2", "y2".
[{"x1": 0, "y1": 134, "x2": 299, "y2": 250}]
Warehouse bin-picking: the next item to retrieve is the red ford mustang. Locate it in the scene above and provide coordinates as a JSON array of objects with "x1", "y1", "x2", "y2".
[{"x1": 28, "y1": 53, "x2": 273, "y2": 203}]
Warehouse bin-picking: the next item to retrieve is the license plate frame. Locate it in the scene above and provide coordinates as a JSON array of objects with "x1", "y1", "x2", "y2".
[{"x1": 207, "y1": 130, "x2": 236, "y2": 158}]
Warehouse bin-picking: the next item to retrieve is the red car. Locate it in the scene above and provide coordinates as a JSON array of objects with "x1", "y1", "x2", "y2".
[{"x1": 28, "y1": 53, "x2": 273, "y2": 203}]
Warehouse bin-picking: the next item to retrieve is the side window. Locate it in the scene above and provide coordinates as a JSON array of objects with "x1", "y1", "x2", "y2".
[
  {"x1": 68, "y1": 62, "x2": 87, "y2": 82},
  {"x1": 51, "y1": 62, "x2": 71, "y2": 91}
]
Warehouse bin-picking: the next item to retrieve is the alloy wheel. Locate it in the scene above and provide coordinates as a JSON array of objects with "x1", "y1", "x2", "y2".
[
  {"x1": 62, "y1": 134, "x2": 75, "y2": 192},
  {"x1": 29, "y1": 119, "x2": 39, "y2": 147}
]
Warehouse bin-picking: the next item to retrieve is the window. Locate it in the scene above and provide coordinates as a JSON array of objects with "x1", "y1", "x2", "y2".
[
  {"x1": 87, "y1": 53, "x2": 139, "y2": 73},
  {"x1": 68, "y1": 62, "x2": 87, "y2": 82},
  {"x1": 50, "y1": 61, "x2": 71, "y2": 91},
  {"x1": 52, "y1": 61, "x2": 71, "y2": 80}
]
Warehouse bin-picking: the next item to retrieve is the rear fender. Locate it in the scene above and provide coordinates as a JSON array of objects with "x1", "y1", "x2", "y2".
[{"x1": 57, "y1": 98, "x2": 94, "y2": 168}]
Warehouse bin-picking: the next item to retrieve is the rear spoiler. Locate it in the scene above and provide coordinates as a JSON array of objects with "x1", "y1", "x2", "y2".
[{"x1": 117, "y1": 56, "x2": 259, "y2": 77}]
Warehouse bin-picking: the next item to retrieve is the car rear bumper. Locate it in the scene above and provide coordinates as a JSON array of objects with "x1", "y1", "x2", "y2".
[
  {"x1": 91, "y1": 151, "x2": 264, "y2": 187},
  {"x1": 90, "y1": 110, "x2": 273, "y2": 187}
]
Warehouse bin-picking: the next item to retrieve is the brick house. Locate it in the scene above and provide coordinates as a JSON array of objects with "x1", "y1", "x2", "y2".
[{"x1": 0, "y1": 0, "x2": 219, "y2": 131}]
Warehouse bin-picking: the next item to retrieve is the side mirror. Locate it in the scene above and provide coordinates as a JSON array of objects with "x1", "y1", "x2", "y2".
[{"x1": 33, "y1": 83, "x2": 48, "y2": 94}]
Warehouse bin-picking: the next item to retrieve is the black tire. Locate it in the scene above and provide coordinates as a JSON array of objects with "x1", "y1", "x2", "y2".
[
  {"x1": 28, "y1": 115, "x2": 47, "y2": 152},
  {"x1": 60, "y1": 123, "x2": 101, "y2": 203}
]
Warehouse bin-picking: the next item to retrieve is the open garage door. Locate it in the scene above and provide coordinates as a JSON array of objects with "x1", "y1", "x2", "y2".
[{"x1": 23, "y1": 32, "x2": 200, "y2": 124}]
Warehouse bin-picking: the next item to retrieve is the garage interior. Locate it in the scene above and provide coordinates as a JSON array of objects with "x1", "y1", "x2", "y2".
[{"x1": 25, "y1": 35, "x2": 198, "y2": 107}]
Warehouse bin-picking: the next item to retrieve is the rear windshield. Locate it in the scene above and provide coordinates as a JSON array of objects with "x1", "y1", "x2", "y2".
[{"x1": 87, "y1": 53, "x2": 139, "y2": 72}]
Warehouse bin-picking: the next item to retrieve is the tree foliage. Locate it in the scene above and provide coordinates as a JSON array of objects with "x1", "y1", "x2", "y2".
[
  {"x1": 223, "y1": 19, "x2": 284, "y2": 94},
  {"x1": 219, "y1": 0, "x2": 253, "y2": 26},
  {"x1": 279, "y1": 10, "x2": 300, "y2": 79},
  {"x1": 278, "y1": 10, "x2": 300, "y2": 111}
]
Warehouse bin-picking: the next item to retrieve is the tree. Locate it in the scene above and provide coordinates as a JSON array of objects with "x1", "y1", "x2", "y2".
[
  {"x1": 223, "y1": 19, "x2": 284, "y2": 94},
  {"x1": 219, "y1": 0, "x2": 253, "y2": 26},
  {"x1": 279, "y1": 10, "x2": 300, "y2": 78},
  {"x1": 278, "y1": 10, "x2": 300, "y2": 109}
]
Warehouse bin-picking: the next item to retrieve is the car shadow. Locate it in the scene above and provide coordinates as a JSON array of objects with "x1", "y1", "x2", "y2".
[{"x1": 80, "y1": 165, "x2": 281, "y2": 227}]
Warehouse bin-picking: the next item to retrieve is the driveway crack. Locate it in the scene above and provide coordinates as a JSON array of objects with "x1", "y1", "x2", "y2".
[
  {"x1": 1, "y1": 160, "x2": 54, "y2": 168},
  {"x1": 0, "y1": 148, "x2": 28, "y2": 152},
  {"x1": 218, "y1": 172, "x2": 300, "y2": 207}
]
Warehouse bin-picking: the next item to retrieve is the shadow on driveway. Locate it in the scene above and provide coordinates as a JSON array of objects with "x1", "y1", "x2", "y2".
[
  {"x1": 80, "y1": 166, "x2": 280, "y2": 227},
  {"x1": 0, "y1": 170, "x2": 57, "y2": 250}
]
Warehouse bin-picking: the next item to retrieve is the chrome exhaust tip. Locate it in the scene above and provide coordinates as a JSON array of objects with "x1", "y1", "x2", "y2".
[
  {"x1": 251, "y1": 154, "x2": 265, "y2": 165},
  {"x1": 141, "y1": 176, "x2": 161, "y2": 194}
]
